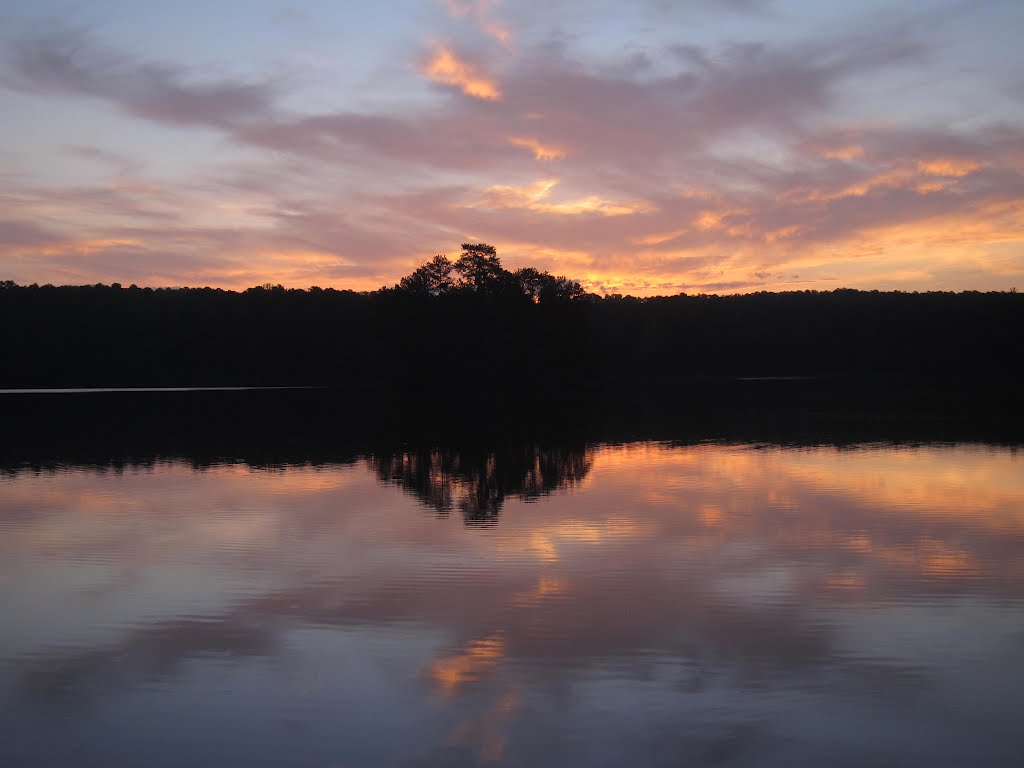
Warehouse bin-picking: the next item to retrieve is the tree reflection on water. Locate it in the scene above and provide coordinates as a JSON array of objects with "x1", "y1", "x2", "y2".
[{"x1": 371, "y1": 442, "x2": 593, "y2": 525}]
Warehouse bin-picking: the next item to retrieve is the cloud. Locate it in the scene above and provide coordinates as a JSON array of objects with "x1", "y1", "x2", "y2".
[
  {"x1": 441, "y1": 0, "x2": 513, "y2": 47},
  {"x1": 917, "y1": 158, "x2": 982, "y2": 178},
  {"x1": 648, "y1": 0, "x2": 772, "y2": 15},
  {"x1": 1, "y1": 9, "x2": 1022, "y2": 295},
  {"x1": 0, "y1": 170, "x2": 413, "y2": 290},
  {"x1": 421, "y1": 44, "x2": 503, "y2": 100},
  {"x1": 5, "y1": 29, "x2": 276, "y2": 129},
  {"x1": 0, "y1": 23, "x2": 925, "y2": 177},
  {"x1": 507, "y1": 136, "x2": 565, "y2": 160},
  {"x1": 0, "y1": 218, "x2": 59, "y2": 248},
  {"x1": 220, "y1": 30, "x2": 924, "y2": 191},
  {"x1": 471, "y1": 179, "x2": 651, "y2": 216}
]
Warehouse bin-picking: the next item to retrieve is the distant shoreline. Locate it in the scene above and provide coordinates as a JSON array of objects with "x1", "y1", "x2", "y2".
[
  {"x1": 0, "y1": 386, "x2": 326, "y2": 395},
  {"x1": 3, "y1": 282, "x2": 1021, "y2": 389}
]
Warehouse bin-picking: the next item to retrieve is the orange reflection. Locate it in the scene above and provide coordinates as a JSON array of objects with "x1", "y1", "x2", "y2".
[
  {"x1": 592, "y1": 443, "x2": 1024, "y2": 530},
  {"x1": 839, "y1": 535, "x2": 982, "y2": 579},
  {"x1": 511, "y1": 575, "x2": 568, "y2": 606},
  {"x1": 495, "y1": 516, "x2": 653, "y2": 564},
  {"x1": 824, "y1": 570, "x2": 867, "y2": 592},
  {"x1": 774, "y1": 447, "x2": 1024, "y2": 529},
  {"x1": 447, "y1": 691, "x2": 518, "y2": 763},
  {"x1": 578, "y1": 443, "x2": 1022, "y2": 589},
  {"x1": 426, "y1": 633, "x2": 505, "y2": 696},
  {"x1": 699, "y1": 504, "x2": 724, "y2": 526}
]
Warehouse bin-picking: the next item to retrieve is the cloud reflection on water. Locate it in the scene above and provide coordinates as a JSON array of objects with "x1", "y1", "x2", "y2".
[{"x1": 1, "y1": 442, "x2": 1022, "y2": 765}]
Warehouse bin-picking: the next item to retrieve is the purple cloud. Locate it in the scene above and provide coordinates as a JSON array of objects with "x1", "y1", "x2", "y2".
[{"x1": 5, "y1": 29, "x2": 276, "y2": 128}]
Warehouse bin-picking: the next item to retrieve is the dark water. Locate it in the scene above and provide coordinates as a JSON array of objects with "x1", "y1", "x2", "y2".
[{"x1": 2, "y1": 434, "x2": 1023, "y2": 767}]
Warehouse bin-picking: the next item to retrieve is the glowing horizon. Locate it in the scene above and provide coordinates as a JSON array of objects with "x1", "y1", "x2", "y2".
[{"x1": 1, "y1": 0, "x2": 1022, "y2": 296}]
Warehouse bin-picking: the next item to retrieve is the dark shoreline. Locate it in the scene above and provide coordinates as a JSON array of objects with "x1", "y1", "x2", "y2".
[
  {"x1": 4, "y1": 376, "x2": 1022, "y2": 473},
  {"x1": 3, "y1": 283, "x2": 1022, "y2": 389}
]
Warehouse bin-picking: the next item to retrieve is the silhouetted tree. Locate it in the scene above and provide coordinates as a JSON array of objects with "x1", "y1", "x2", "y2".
[
  {"x1": 454, "y1": 243, "x2": 506, "y2": 294},
  {"x1": 514, "y1": 267, "x2": 550, "y2": 302},
  {"x1": 399, "y1": 254, "x2": 454, "y2": 296},
  {"x1": 548, "y1": 276, "x2": 584, "y2": 302},
  {"x1": 513, "y1": 267, "x2": 584, "y2": 303}
]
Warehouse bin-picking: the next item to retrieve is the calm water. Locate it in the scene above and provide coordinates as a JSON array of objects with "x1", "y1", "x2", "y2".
[{"x1": 2, "y1": 441, "x2": 1023, "y2": 767}]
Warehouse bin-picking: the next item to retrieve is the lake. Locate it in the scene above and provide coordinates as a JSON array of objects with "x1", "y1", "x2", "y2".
[{"x1": 2, "y1": 401, "x2": 1023, "y2": 767}]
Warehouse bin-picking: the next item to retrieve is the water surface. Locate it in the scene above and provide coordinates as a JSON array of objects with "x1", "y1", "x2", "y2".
[{"x1": 2, "y1": 441, "x2": 1023, "y2": 766}]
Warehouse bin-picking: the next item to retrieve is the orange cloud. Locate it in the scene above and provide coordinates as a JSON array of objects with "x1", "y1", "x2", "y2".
[
  {"x1": 508, "y1": 136, "x2": 566, "y2": 160},
  {"x1": 482, "y1": 195, "x2": 1022, "y2": 294},
  {"x1": 917, "y1": 157, "x2": 982, "y2": 177},
  {"x1": 40, "y1": 237, "x2": 143, "y2": 256},
  {"x1": 854, "y1": 199, "x2": 1024, "y2": 249},
  {"x1": 821, "y1": 144, "x2": 865, "y2": 161},
  {"x1": 542, "y1": 197, "x2": 650, "y2": 216},
  {"x1": 695, "y1": 211, "x2": 725, "y2": 230},
  {"x1": 691, "y1": 209, "x2": 752, "y2": 238},
  {"x1": 785, "y1": 166, "x2": 929, "y2": 203},
  {"x1": 474, "y1": 178, "x2": 557, "y2": 208},
  {"x1": 423, "y1": 45, "x2": 502, "y2": 101},
  {"x1": 634, "y1": 228, "x2": 688, "y2": 246},
  {"x1": 473, "y1": 179, "x2": 651, "y2": 216},
  {"x1": 764, "y1": 225, "x2": 801, "y2": 242},
  {"x1": 785, "y1": 156, "x2": 985, "y2": 207}
]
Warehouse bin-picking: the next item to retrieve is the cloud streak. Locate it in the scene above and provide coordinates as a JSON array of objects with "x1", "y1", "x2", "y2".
[
  {"x1": 5, "y1": 29, "x2": 275, "y2": 129},
  {"x1": 442, "y1": 0, "x2": 513, "y2": 48}
]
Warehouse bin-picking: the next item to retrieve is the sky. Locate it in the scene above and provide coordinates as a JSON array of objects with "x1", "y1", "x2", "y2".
[{"x1": 1, "y1": 0, "x2": 1022, "y2": 295}]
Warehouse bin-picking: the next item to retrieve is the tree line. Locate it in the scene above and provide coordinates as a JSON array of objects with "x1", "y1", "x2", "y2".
[
  {"x1": 2, "y1": 243, "x2": 1022, "y2": 389},
  {"x1": 394, "y1": 243, "x2": 583, "y2": 302}
]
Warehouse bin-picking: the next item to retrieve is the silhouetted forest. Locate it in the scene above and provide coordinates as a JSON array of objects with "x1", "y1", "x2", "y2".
[{"x1": 2, "y1": 243, "x2": 1022, "y2": 389}]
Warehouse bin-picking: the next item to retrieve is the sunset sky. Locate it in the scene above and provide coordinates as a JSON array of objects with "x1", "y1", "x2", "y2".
[{"x1": 1, "y1": 0, "x2": 1022, "y2": 295}]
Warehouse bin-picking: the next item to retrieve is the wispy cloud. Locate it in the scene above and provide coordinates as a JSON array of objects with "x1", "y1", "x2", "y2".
[
  {"x1": 473, "y1": 179, "x2": 651, "y2": 216},
  {"x1": 441, "y1": 0, "x2": 513, "y2": 48},
  {"x1": 5, "y1": 29, "x2": 276, "y2": 128},
  {"x1": 421, "y1": 44, "x2": 502, "y2": 100}
]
